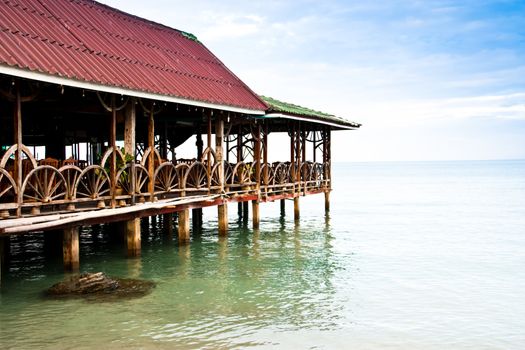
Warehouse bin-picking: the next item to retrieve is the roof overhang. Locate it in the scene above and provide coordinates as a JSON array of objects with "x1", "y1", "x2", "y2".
[
  {"x1": 259, "y1": 112, "x2": 361, "y2": 130},
  {"x1": 0, "y1": 65, "x2": 266, "y2": 116}
]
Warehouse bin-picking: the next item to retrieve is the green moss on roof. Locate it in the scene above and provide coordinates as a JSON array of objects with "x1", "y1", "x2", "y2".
[
  {"x1": 180, "y1": 31, "x2": 199, "y2": 42},
  {"x1": 260, "y1": 95, "x2": 360, "y2": 128}
]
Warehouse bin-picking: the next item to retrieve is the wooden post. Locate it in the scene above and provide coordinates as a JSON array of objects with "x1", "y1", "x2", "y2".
[
  {"x1": 193, "y1": 130, "x2": 203, "y2": 230},
  {"x1": 280, "y1": 199, "x2": 285, "y2": 216},
  {"x1": 215, "y1": 115, "x2": 228, "y2": 235},
  {"x1": 63, "y1": 226, "x2": 80, "y2": 271},
  {"x1": 294, "y1": 197, "x2": 300, "y2": 221},
  {"x1": 218, "y1": 203, "x2": 228, "y2": 235},
  {"x1": 325, "y1": 190, "x2": 330, "y2": 212},
  {"x1": 178, "y1": 209, "x2": 190, "y2": 243},
  {"x1": 124, "y1": 100, "x2": 136, "y2": 204},
  {"x1": 252, "y1": 200, "x2": 260, "y2": 229},
  {"x1": 192, "y1": 208, "x2": 202, "y2": 232},
  {"x1": 243, "y1": 201, "x2": 249, "y2": 220},
  {"x1": 147, "y1": 107, "x2": 155, "y2": 200},
  {"x1": 126, "y1": 218, "x2": 141, "y2": 257},
  {"x1": 110, "y1": 96, "x2": 117, "y2": 208},
  {"x1": 14, "y1": 82, "x2": 22, "y2": 217},
  {"x1": 0, "y1": 237, "x2": 10, "y2": 284}
]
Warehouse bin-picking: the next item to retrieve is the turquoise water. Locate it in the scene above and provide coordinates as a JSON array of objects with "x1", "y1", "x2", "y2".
[{"x1": 1, "y1": 160, "x2": 524, "y2": 349}]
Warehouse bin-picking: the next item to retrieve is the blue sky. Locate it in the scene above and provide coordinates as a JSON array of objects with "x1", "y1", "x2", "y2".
[{"x1": 101, "y1": 0, "x2": 525, "y2": 161}]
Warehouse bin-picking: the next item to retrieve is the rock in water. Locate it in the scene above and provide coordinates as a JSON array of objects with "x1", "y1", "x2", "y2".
[{"x1": 46, "y1": 272, "x2": 155, "y2": 301}]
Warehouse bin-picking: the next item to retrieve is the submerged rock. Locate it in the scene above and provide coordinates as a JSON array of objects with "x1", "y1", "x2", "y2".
[{"x1": 46, "y1": 272, "x2": 155, "y2": 301}]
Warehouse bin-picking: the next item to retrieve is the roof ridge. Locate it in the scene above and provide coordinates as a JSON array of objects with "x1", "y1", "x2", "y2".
[{"x1": 75, "y1": 0, "x2": 200, "y2": 43}]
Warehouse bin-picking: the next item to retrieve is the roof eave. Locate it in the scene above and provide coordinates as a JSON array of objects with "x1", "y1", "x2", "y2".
[
  {"x1": 0, "y1": 65, "x2": 266, "y2": 115},
  {"x1": 260, "y1": 112, "x2": 361, "y2": 130}
]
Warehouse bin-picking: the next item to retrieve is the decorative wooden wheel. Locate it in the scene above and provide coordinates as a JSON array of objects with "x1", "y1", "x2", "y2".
[
  {"x1": 75, "y1": 165, "x2": 110, "y2": 199},
  {"x1": 184, "y1": 162, "x2": 208, "y2": 189},
  {"x1": 117, "y1": 164, "x2": 149, "y2": 195},
  {"x1": 273, "y1": 163, "x2": 288, "y2": 185},
  {"x1": 21, "y1": 166, "x2": 66, "y2": 203},
  {"x1": 0, "y1": 168, "x2": 17, "y2": 202},
  {"x1": 154, "y1": 163, "x2": 180, "y2": 192},
  {"x1": 59, "y1": 165, "x2": 82, "y2": 199}
]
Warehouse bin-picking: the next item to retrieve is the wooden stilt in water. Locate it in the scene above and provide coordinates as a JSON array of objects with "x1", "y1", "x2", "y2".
[
  {"x1": 243, "y1": 201, "x2": 249, "y2": 220},
  {"x1": 63, "y1": 226, "x2": 80, "y2": 271},
  {"x1": 126, "y1": 218, "x2": 141, "y2": 257},
  {"x1": 324, "y1": 190, "x2": 330, "y2": 212},
  {"x1": 294, "y1": 197, "x2": 300, "y2": 221},
  {"x1": 178, "y1": 209, "x2": 190, "y2": 244},
  {"x1": 218, "y1": 204, "x2": 228, "y2": 236},
  {"x1": 252, "y1": 200, "x2": 260, "y2": 229},
  {"x1": 192, "y1": 208, "x2": 202, "y2": 232},
  {"x1": 163, "y1": 214, "x2": 173, "y2": 240},
  {"x1": 0, "y1": 237, "x2": 10, "y2": 284},
  {"x1": 238, "y1": 202, "x2": 243, "y2": 218},
  {"x1": 280, "y1": 199, "x2": 286, "y2": 216}
]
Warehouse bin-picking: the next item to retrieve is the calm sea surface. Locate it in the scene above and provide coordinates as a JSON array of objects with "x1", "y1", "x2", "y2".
[{"x1": 1, "y1": 160, "x2": 524, "y2": 349}]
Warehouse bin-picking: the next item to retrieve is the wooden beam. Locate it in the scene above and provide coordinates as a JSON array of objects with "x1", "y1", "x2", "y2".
[
  {"x1": 294, "y1": 197, "x2": 300, "y2": 221},
  {"x1": 147, "y1": 107, "x2": 155, "y2": 198},
  {"x1": 14, "y1": 82, "x2": 22, "y2": 217},
  {"x1": 218, "y1": 203, "x2": 228, "y2": 236},
  {"x1": 178, "y1": 209, "x2": 190, "y2": 243},
  {"x1": 63, "y1": 226, "x2": 79, "y2": 271},
  {"x1": 126, "y1": 218, "x2": 141, "y2": 257},
  {"x1": 252, "y1": 200, "x2": 260, "y2": 229}
]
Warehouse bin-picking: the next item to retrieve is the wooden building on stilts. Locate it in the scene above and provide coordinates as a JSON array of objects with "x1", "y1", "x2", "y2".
[{"x1": 0, "y1": 0, "x2": 360, "y2": 275}]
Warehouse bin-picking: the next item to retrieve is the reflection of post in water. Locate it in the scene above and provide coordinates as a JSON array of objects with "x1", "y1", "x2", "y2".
[
  {"x1": 252, "y1": 228, "x2": 260, "y2": 259},
  {"x1": 126, "y1": 254, "x2": 142, "y2": 279},
  {"x1": 294, "y1": 221, "x2": 301, "y2": 258},
  {"x1": 217, "y1": 235, "x2": 228, "y2": 277},
  {"x1": 178, "y1": 243, "x2": 191, "y2": 278}
]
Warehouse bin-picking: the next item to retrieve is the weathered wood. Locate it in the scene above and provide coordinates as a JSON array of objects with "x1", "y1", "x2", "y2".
[
  {"x1": 110, "y1": 96, "x2": 117, "y2": 209},
  {"x1": 1, "y1": 195, "x2": 221, "y2": 234},
  {"x1": 124, "y1": 101, "x2": 137, "y2": 204},
  {"x1": 325, "y1": 190, "x2": 330, "y2": 212},
  {"x1": 147, "y1": 108, "x2": 155, "y2": 197},
  {"x1": 126, "y1": 218, "x2": 141, "y2": 257},
  {"x1": 14, "y1": 82, "x2": 22, "y2": 217},
  {"x1": 294, "y1": 197, "x2": 300, "y2": 221},
  {"x1": 243, "y1": 201, "x2": 249, "y2": 220},
  {"x1": 218, "y1": 203, "x2": 228, "y2": 235},
  {"x1": 192, "y1": 208, "x2": 202, "y2": 231},
  {"x1": 63, "y1": 226, "x2": 80, "y2": 271},
  {"x1": 280, "y1": 199, "x2": 285, "y2": 216},
  {"x1": 252, "y1": 200, "x2": 260, "y2": 229},
  {"x1": 178, "y1": 209, "x2": 190, "y2": 243}
]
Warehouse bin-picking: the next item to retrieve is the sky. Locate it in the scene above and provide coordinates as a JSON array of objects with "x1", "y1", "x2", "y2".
[{"x1": 100, "y1": 0, "x2": 525, "y2": 162}]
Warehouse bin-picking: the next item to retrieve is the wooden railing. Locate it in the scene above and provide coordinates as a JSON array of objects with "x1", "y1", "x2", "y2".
[{"x1": 0, "y1": 144, "x2": 330, "y2": 219}]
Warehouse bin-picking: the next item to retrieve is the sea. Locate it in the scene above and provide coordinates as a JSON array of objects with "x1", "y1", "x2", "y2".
[{"x1": 0, "y1": 160, "x2": 524, "y2": 349}]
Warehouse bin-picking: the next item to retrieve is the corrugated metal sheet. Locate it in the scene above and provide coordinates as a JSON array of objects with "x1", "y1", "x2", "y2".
[
  {"x1": 261, "y1": 95, "x2": 361, "y2": 129},
  {"x1": 0, "y1": 0, "x2": 267, "y2": 111}
]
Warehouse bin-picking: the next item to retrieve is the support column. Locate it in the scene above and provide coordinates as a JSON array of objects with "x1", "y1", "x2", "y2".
[
  {"x1": 280, "y1": 199, "x2": 286, "y2": 216},
  {"x1": 325, "y1": 190, "x2": 330, "y2": 212},
  {"x1": 124, "y1": 100, "x2": 136, "y2": 205},
  {"x1": 110, "y1": 96, "x2": 117, "y2": 208},
  {"x1": 178, "y1": 209, "x2": 190, "y2": 244},
  {"x1": 252, "y1": 200, "x2": 260, "y2": 229},
  {"x1": 218, "y1": 203, "x2": 228, "y2": 235},
  {"x1": 243, "y1": 201, "x2": 249, "y2": 219},
  {"x1": 126, "y1": 218, "x2": 141, "y2": 257},
  {"x1": 14, "y1": 82, "x2": 22, "y2": 217},
  {"x1": 0, "y1": 236, "x2": 10, "y2": 284},
  {"x1": 192, "y1": 208, "x2": 202, "y2": 232},
  {"x1": 215, "y1": 115, "x2": 228, "y2": 235},
  {"x1": 147, "y1": 107, "x2": 155, "y2": 201},
  {"x1": 63, "y1": 226, "x2": 79, "y2": 271},
  {"x1": 294, "y1": 197, "x2": 300, "y2": 221}
]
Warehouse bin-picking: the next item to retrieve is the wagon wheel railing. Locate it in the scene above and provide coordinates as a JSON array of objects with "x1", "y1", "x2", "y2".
[
  {"x1": 58, "y1": 165, "x2": 82, "y2": 200},
  {"x1": 0, "y1": 168, "x2": 17, "y2": 203},
  {"x1": 154, "y1": 162, "x2": 180, "y2": 193},
  {"x1": 117, "y1": 163, "x2": 150, "y2": 195},
  {"x1": 74, "y1": 165, "x2": 110, "y2": 200},
  {"x1": 21, "y1": 166, "x2": 67, "y2": 203},
  {"x1": 183, "y1": 162, "x2": 208, "y2": 190}
]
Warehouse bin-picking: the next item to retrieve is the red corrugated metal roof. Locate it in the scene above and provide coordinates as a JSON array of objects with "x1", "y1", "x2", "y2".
[{"x1": 0, "y1": 0, "x2": 267, "y2": 111}]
